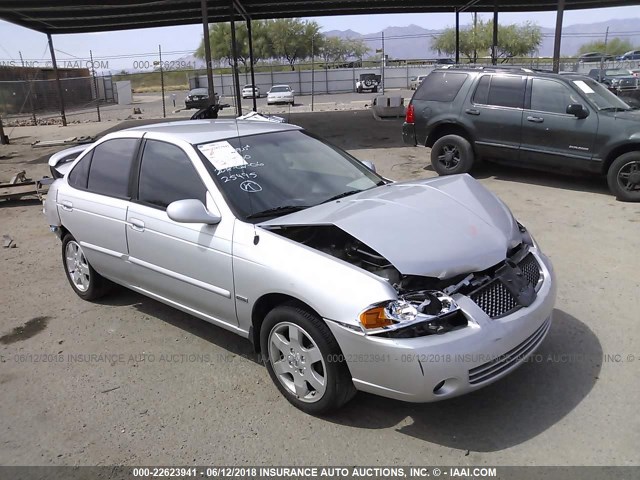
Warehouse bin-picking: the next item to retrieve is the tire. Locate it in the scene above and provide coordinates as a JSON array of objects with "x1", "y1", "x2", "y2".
[
  {"x1": 260, "y1": 304, "x2": 356, "y2": 414},
  {"x1": 430, "y1": 134, "x2": 475, "y2": 175},
  {"x1": 61, "y1": 234, "x2": 108, "y2": 300},
  {"x1": 607, "y1": 151, "x2": 640, "y2": 202}
]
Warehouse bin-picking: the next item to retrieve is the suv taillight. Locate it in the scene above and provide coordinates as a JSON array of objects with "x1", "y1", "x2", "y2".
[{"x1": 405, "y1": 104, "x2": 415, "y2": 124}]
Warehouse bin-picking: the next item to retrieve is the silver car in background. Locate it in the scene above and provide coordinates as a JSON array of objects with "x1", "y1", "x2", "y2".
[
  {"x1": 267, "y1": 85, "x2": 294, "y2": 105},
  {"x1": 44, "y1": 119, "x2": 555, "y2": 414}
]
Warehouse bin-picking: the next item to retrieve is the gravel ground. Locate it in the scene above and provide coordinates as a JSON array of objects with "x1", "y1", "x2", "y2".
[{"x1": 0, "y1": 111, "x2": 639, "y2": 467}]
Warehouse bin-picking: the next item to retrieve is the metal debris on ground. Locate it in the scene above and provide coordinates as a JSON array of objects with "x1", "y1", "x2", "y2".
[
  {"x1": 0, "y1": 171, "x2": 50, "y2": 202},
  {"x1": 2, "y1": 235, "x2": 16, "y2": 248},
  {"x1": 31, "y1": 136, "x2": 94, "y2": 148}
]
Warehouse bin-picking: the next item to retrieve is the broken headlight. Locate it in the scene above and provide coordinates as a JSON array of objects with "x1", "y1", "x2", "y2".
[{"x1": 358, "y1": 291, "x2": 466, "y2": 336}]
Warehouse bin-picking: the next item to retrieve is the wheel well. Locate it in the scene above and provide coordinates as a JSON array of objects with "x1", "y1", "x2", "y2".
[
  {"x1": 603, "y1": 144, "x2": 640, "y2": 174},
  {"x1": 426, "y1": 123, "x2": 474, "y2": 149},
  {"x1": 250, "y1": 293, "x2": 321, "y2": 353},
  {"x1": 58, "y1": 225, "x2": 70, "y2": 240}
]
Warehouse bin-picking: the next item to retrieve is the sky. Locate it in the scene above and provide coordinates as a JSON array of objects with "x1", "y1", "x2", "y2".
[{"x1": 0, "y1": 5, "x2": 638, "y2": 71}]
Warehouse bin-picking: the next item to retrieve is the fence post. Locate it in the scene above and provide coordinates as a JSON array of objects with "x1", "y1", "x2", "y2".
[
  {"x1": 90, "y1": 50, "x2": 101, "y2": 122},
  {"x1": 47, "y1": 33, "x2": 67, "y2": 126},
  {"x1": 159, "y1": 45, "x2": 166, "y2": 118}
]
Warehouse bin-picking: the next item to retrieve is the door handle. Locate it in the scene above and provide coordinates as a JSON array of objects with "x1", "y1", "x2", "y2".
[
  {"x1": 526, "y1": 115, "x2": 544, "y2": 123},
  {"x1": 129, "y1": 218, "x2": 145, "y2": 232},
  {"x1": 60, "y1": 200, "x2": 73, "y2": 211},
  {"x1": 465, "y1": 108, "x2": 480, "y2": 115}
]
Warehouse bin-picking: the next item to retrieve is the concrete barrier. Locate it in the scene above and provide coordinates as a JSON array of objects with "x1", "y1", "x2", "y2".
[{"x1": 372, "y1": 95, "x2": 405, "y2": 118}]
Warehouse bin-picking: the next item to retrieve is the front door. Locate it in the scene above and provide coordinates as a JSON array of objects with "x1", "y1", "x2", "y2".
[
  {"x1": 520, "y1": 77, "x2": 598, "y2": 170},
  {"x1": 126, "y1": 139, "x2": 237, "y2": 327}
]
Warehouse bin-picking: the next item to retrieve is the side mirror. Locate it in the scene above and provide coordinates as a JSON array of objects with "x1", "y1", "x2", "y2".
[
  {"x1": 566, "y1": 103, "x2": 589, "y2": 119},
  {"x1": 361, "y1": 160, "x2": 377, "y2": 173},
  {"x1": 166, "y1": 199, "x2": 221, "y2": 225}
]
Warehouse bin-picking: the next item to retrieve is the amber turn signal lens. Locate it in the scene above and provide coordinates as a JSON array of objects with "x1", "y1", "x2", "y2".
[{"x1": 359, "y1": 306, "x2": 393, "y2": 329}]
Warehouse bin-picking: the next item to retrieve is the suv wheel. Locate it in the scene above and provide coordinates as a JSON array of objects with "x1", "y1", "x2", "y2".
[
  {"x1": 607, "y1": 152, "x2": 640, "y2": 202},
  {"x1": 431, "y1": 134, "x2": 475, "y2": 175},
  {"x1": 260, "y1": 304, "x2": 356, "y2": 414}
]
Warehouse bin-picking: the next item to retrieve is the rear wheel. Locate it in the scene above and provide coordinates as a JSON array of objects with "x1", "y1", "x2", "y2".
[
  {"x1": 430, "y1": 134, "x2": 475, "y2": 175},
  {"x1": 61, "y1": 234, "x2": 108, "y2": 300},
  {"x1": 260, "y1": 304, "x2": 356, "y2": 414},
  {"x1": 607, "y1": 152, "x2": 640, "y2": 202}
]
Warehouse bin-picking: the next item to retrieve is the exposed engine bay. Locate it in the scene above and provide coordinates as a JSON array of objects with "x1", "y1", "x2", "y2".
[{"x1": 267, "y1": 224, "x2": 539, "y2": 337}]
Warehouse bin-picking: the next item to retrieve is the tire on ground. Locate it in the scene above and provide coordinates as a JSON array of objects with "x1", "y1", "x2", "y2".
[
  {"x1": 430, "y1": 134, "x2": 475, "y2": 176},
  {"x1": 607, "y1": 151, "x2": 640, "y2": 202},
  {"x1": 61, "y1": 233, "x2": 109, "y2": 301},
  {"x1": 260, "y1": 304, "x2": 356, "y2": 414}
]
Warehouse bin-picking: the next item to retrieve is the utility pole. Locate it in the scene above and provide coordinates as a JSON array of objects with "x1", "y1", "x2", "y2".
[{"x1": 381, "y1": 31, "x2": 385, "y2": 94}]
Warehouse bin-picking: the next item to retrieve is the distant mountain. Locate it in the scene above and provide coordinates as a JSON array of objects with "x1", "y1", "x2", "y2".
[{"x1": 323, "y1": 18, "x2": 640, "y2": 59}]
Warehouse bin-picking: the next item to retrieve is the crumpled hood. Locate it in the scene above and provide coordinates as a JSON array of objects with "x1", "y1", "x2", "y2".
[{"x1": 261, "y1": 174, "x2": 522, "y2": 278}]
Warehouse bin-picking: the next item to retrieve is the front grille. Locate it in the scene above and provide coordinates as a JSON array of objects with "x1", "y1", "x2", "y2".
[
  {"x1": 468, "y1": 317, "x2": 551, "y2": 385},
  {"x1": 469, "y1": 253, "x2": 542, "y2": 319},
  {"x1": 519, "y1": 253, "x2": 541, "y2": 287}
]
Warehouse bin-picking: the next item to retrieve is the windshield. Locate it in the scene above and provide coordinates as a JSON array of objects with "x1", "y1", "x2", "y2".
[
  {"x1": 243, "y1": 85, "x2": 255, "y2": 89},
  {"x1": 571, "y1": 78, "x2": 631, "y2": 110},
  {"x1": 189, "y1": 88, "x2": 208, "y2": 96},
  {"x1": 194, "y1": 130, "x2": 383, "y2": 221},
  {"x1": 605, "y1": 69, "x2": 632, "y2": 76},
  {"x1": 270, "y1": 86, "x2": 290, "y2": 92}
]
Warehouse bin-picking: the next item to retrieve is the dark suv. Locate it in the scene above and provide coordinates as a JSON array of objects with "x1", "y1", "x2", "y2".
[{"x1": 403, "y1": 67, "x2": 640, "y2": 201}]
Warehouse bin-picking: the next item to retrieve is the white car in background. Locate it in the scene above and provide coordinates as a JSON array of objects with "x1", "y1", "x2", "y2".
[
  {"x1": 242, "y1": 84, "x2": 260, "y2": 99},
  {"x1": 267, "y1": 85, "x2": 295, "y2": 105}
]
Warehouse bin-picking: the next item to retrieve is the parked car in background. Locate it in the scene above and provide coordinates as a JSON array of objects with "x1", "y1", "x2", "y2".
[
  {"x1": 185, "y1": 88, "x2": 218, "y2": 109},
  {"x1": 403, "y1": 66, "x2": 640, "y2": 201},
  {"x1": 266, "y1": 85, "x2": 294, "y2": 105},
  {"x1": 242, "y1": 84, "x2": 260, "y2": 99},
  {"x1": 588, "y1": 68, "x2": 640, "y2": 91},
  {"x1": 435, "y1": 58, "x2": 456, "y2": 65},
  {"x1": 578, "y1": 52, "x2": 615, "y2": 62},
  {"x1": 44, "y1": 119, "x2": 555, "y2": 413},
  {"x1": 410, "y1": 74, "x2": 429, "y2": 90},
  {"x1": 355, "y1": 73, "x2": 381, "y2": 93},
  {"x1": 618, "y1": 50, "x2": 640, "y2": 61}
]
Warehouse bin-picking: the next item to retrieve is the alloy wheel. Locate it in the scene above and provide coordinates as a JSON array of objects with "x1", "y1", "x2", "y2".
[
  {"x1": 268, "y1": 322, "x2": 327, "y2": 403},
  {"x1": 65, "y1": 240, "x2": 90, "y2": 292},
  {"x1": 617, "y1": 160, "x2": 640, "y2": 192},
  {"x1": 437, "y1": 144, "x2": 461, "y2": 170}
]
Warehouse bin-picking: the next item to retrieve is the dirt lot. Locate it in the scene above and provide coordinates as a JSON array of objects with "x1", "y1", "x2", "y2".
[{"x1": 0, "y1": 111, "x2": 639, "y2": 467}]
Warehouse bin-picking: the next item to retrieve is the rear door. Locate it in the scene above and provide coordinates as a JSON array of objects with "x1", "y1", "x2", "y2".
[
  {"x1": 465, "y1": 74, "x2": 525, "y2": 161},
  {"x1": 58, "y1": 136, "x2": 141, "y2": 283},
  {"x1": 125, "y1": 137, "x2": 237, "y2": 328},
  {"x1": 520, "y1": 77, "x2": 598, "y2": 170}
]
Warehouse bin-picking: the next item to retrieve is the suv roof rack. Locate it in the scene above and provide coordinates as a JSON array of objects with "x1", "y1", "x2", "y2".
[{"x1": 435, "y1": 64, "x2": 537, "y2": 73}]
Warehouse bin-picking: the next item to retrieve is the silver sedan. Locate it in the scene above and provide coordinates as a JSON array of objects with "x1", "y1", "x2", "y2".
[{"x1": 44, "y1": 119, "x2": 555, "y2": 414}]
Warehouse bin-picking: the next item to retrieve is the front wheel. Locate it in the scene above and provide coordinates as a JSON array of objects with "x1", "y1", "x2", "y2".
[
  {"x1": 607, "y1": 152, "x2": 640, "y2": 201},
  {"x1": 260, "y1": 305, "x2": 356, "y2": 414},
  {"x1": 61, "y1": 234, "x2": 108, "y2": 300},
  {"x1": 430, "y1": 134, "x2": 475, "y2": 175}
]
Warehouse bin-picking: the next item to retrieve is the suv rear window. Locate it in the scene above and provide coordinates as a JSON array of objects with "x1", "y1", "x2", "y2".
[{"x1": 413, "y1": 72, "x2": 468, "y2": 102}]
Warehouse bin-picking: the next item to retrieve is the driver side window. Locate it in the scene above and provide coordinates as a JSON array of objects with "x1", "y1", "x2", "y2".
[
  {"x1": 530, "y1": 79, "x2": 580, "y2": 114},
  {"x1": 137, "y1": 140, "x2": 207, "y2": 209}
]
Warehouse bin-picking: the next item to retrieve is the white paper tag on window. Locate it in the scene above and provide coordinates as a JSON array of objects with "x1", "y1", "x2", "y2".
[
  {"x1": 198, "y1": 141, "x2": 247, "y2": 171},
  {"x1": 573, "y1": 80, "x2": 595, "y2": 94}
]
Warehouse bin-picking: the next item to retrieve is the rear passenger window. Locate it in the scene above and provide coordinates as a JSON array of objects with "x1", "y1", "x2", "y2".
[
  {"x1": 487, "y1": 76, "x2": 525, "y2": 108},
  {"x1": 473, "y1": 76, "x2": 491, "y2": 104},
  {"x1": 414, "y1": 72, "x2": 468, "y2": 102},
  {"x1": 137, "y1": 140, "x2": 207, "y2": 209},
  {"x1": 67, "y1": 151, "x2": 93, "y2": 189},
  {"x1": 87, "y1": 138, "x2": 138, "y2": 198}
]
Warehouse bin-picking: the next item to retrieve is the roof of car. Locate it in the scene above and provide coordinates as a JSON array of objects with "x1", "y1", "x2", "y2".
[{"x1": 124, "y1": 119, "x2": 301, "y2": 144}]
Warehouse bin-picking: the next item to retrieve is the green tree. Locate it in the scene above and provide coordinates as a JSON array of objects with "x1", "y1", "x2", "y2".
[
  {"x1": 318, "y1": 37, "x2": 369, "y2": 66},
  {"x1": 195, "y1": 20, "x2": 271, "y2": 71},
  {"x1": 432, "y1": 21, "x2": 541, "y2": 62},
  {"x1": 267, "y1": 18, "x2": 322, "y2": 70},
  {"x1": 577, "y1": 38, "x2": 634, "y2": 56}
]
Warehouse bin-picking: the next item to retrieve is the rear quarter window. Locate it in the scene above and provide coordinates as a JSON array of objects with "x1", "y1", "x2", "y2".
[
  {"x1": 86, "y1": 138, "x2": 139, "y2": 199},
  {"x1": 413, "y1": 72, "x2": 468, "y2": 102}
]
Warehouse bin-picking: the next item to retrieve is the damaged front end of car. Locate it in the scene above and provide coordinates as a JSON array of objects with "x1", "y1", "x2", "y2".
[{"x1": 265, "y1": 220, "x2": 542, "y2": 339}]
